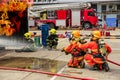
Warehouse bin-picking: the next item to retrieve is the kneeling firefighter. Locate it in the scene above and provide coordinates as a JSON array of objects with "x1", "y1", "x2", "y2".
[
  {"x1": 46, "y1": 29, "x2": 58, "y2": 50},
  {"x1": 15, "y1": 32, "x2": 37, "y2": 52},
  {"x1": 82, "y1": 30, "x2": 112, "y2": 72},
  {"x1": 62, "y1": 30, "x2": 86, "y2": 68}
]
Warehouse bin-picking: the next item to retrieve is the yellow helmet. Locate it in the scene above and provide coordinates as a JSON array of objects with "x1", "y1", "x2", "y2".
[
  {"x1": 72, "y1": 30, "x2": 80, "y2": 38},
  {"x1": 24, "y1": 32, "x2": 31, "y2": 39},
  {"x1": 91, "y1": 30, "x2": 101, "y2": 39},
  {"x1": 50, "y1": 29, "x2": 56, "y2": 34}
]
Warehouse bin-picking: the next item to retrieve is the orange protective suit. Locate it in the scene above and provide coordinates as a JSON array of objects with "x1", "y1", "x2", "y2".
[
  {"x1": 82, "y1": 41, "x2": 111, "y2": 66},
  {"x1": 64, "y1": 40, "x2": 85, "y2": 68},
  {"x1": 81, "y1": 30, "x2": 112, "y2": 71}
]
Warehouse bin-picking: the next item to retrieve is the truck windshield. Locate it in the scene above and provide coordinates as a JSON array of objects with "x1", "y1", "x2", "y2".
[{"x1": 88, "y1": 11, "x2": 95, "y2": 16}]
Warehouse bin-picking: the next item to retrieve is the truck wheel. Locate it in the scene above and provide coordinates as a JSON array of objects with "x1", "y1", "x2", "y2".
[
  {"x1": 84, "y1": 23, "x2": 91, "y2": 29},
  {"x1": 48, "y1": 23, "x2": 55, "y2": 29},
  {"x1": 0, "y1": 47, "x2": 5, "y2": 50}
]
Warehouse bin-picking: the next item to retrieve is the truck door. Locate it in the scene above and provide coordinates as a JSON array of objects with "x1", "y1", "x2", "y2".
[
  {"x1": 87, "y1": 10, "x2": 98, "y2": 27},
  {"x1": 71, "y1": 10, "x2": 80, "y2": 27}
]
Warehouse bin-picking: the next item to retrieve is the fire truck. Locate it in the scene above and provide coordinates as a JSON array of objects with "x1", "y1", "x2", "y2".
[{"x1": 29, "y1": 2, "x2": 98, "y2": 29}]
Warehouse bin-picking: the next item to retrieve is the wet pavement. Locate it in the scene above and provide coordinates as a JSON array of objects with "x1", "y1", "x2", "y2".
[
  {"x1": 0, "y1": 30, "x2": 120, "y2": 80},
  {"x1": 0, "y1": 57, "x2": 67, "y2": 73}
]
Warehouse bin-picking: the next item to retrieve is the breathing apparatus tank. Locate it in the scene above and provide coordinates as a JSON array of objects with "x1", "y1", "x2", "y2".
[{"x1": 98, "y1": 39, "x2": 107, "y2": 56}]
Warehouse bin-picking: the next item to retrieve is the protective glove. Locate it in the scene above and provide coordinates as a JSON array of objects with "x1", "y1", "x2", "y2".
[{"x1": 79, "y1": 38, "x2": 87, "y2": 44}]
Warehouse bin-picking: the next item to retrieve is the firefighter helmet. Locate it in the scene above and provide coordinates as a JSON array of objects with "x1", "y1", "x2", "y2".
[
  {"x1": 50, "y1": 29, "x2": 56, "y2": 34},
  {"x1": 92, "y1": 30, "x2": 101, "y2": 39},
  {"x1": 72, "y1": 30, "x2": 80, "y2": 38},
  {"x1": 24, "y1": 32, "x2": 31, "y2": 39}
]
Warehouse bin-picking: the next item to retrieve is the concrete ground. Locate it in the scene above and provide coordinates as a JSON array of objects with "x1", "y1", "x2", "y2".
[{"x1": 0, "y1": 29, "x2": 120, "y2": 80}]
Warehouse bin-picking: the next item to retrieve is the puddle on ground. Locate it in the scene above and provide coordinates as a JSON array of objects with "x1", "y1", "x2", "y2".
[{"x1": 0, "y1": 57, "x2": 67, "y2": 73}]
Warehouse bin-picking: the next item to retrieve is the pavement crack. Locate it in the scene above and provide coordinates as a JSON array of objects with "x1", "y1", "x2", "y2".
[{"x1": 21, "y1": 72, "x2": 33, "y2": 80}]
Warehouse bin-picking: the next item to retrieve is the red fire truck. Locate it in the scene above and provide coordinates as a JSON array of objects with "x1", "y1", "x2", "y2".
[{"x1": 29, "y1": 3, "x2": 98, "y2": 29}]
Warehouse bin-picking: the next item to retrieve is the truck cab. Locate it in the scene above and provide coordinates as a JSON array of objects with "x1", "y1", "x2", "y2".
[{"x1": 82, "y1": 8, "x2": 98, "y2": 29}]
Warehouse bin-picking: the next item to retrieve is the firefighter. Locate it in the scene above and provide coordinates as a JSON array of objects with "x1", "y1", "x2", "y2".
[
  {"x1": 62, "y1": 30, "x2": 86, "y2": 68},
  {"x1": 82, "y1": 30, "x2": 112, "y2": 72},
  {"x1": 15, "y1": 32, "x2": 37, "y2": 52},
  {"x1": 24, "y1": 32, "x2": 34, "y2": 44},
  {"x1": 46, "y1": 28, "x2": 58, "y2": 50}
]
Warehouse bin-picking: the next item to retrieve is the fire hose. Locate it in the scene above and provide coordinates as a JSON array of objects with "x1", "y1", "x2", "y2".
[
  {"x1": 105, "y1": 56, "x2": 120, "y2": 66},
  {"x1": 0, "y1": 66, "x2": 95, "y2": 80},
  {"x1": 107, "y1": 59, "x2": 120, "y2": 66}
]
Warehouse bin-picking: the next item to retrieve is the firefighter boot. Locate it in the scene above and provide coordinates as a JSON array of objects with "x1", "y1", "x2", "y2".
[
  {"x1": 102, "y1": 62, "x2": 110, "y2": 72},
  {"x1": 78, "y1": 61, "x2": 85, "y2": 68},
  {"x1": 91, "y1": 64, "x2": 100, "y2": 70},
  {"x1": 52, "y1": 45, "x2": 57, "y2": 50}
]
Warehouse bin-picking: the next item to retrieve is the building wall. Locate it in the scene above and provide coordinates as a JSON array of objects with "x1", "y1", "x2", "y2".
[{"x1": 92, "y1": 2, "x2": 120, "y2": 27}]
